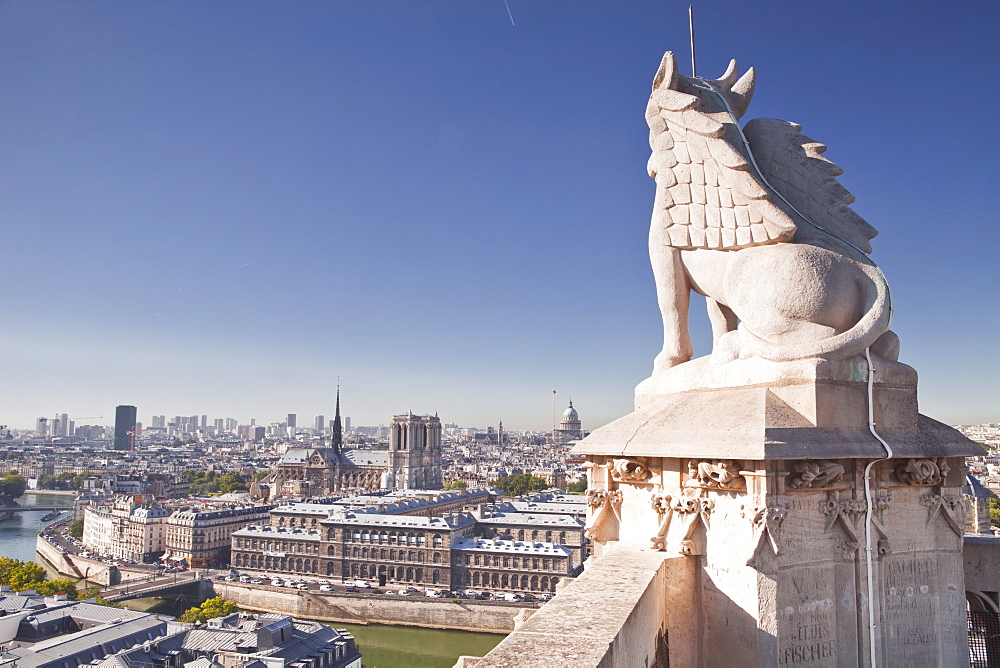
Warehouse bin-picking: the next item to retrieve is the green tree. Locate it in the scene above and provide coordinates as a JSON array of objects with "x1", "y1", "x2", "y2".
[
  {"x1": 490, "y1": 473, "x2": 549, "y2": 497},
  {"x1": 0, "y1": 557, "x2": 46, "y2": 591},
  {"x1": 989, "y1": 497, "x2": 1000, "y2": 528},
  {"x1": 179, "y1": 596, "x2": 238, "y2": 624},
  {"x1": 443, "y1": 480, "x2": 468, "y2": 490},
  {"x1": 36, "y1": 474, "x2": 57, "y2": 490},
  {"x1": 0, "y1": 473, "x2": 26, "y2": 499},
  {"x1": 68, "y1": 518, "x2": 84, "y2": 538},
  {"x1": 34, "y1": 578, "x2": 78, "y2": 598},
  {"x1": 252, "y1": 469, "x2": 272, "y2": 482},
  {"x1": 184, "y1": 470, "x2": 246, "y2": 495},
  {"x1": 567, "y1": 478, "x2": 588, "y2": 494}
]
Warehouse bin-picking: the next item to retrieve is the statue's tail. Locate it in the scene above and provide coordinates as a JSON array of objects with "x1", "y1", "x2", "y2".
[{"x1": 738, "y1": 259, "x2": 892, "y2": 362}]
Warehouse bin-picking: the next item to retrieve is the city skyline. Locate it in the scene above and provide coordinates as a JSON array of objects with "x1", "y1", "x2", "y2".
[{"x1": 2, "y1": 2, "x2": 997, "y2": 431}]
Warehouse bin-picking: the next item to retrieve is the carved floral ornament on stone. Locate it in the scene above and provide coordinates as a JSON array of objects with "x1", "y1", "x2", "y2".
[
  {"x1": 895, "y1": 457, "x2": 950, "y2": 486},
  {"x1": 609, "y1": 458, "x2": 653, "y2": 484},
  {"x1": 787, "y1": 460, "x2": 845, "y2": 489},
  {"x1": 643, "y1": 52, "x2": 896, "y2": 372},
  {"x1": 684, "y1": 460, "x2": 745, "y2": 491}
]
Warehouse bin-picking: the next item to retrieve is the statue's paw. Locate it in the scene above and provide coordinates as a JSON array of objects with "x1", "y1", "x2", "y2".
[
  {"x1": 870, "y1": 330, "x2": 900, "y2": 362},
  {"x1": 653, "y1": 351, "x2": 690, "y2": 373},
  {"x1": 709, "y1": 332, "x2": 741, "y2": 365}
]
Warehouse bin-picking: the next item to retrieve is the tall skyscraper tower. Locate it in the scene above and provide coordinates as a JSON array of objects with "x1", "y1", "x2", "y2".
[
  {"x1": 287, "y1": 414, "x2": 296, "y2": 429},
  {"x1": 114, "y1": 405, "x2": 137, "y2": 451},
  {"x1": 314, "y1": 415, "x2": 325, "y2": 433}
]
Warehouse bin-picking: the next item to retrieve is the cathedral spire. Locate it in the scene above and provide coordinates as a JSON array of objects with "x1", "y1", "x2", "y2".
[{"x1": 331, "y1": 384, "x2": 343, "y2": 458}]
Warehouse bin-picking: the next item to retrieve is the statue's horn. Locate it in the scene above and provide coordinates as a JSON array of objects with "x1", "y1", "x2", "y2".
[
  {"x1": 653, "y1": 51, "x2": 680, "y2": 92},
  {"x1": 714, "y1": 59, "x2": 739, "y2": 89},
  {"x1": 728, "y1": 67, "x2": 756, "y2": 118}
]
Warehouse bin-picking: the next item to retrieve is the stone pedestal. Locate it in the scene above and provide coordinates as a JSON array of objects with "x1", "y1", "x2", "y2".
[{"x1": 573, "y1": 358, "x2": 984, "y2": 667}]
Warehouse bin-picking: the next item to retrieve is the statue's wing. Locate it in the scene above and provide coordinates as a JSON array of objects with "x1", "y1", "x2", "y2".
[
  {"x1": 743, "y1": 118, "x2": 878, "y2": 254},
  {"x1": 647, "y1": 87, "x2": 797, "y2": 250}
]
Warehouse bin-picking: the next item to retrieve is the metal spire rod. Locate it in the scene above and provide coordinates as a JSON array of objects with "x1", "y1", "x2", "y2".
[{"x1": 689, "y1": 5, "x2": 697, "y2": 78}]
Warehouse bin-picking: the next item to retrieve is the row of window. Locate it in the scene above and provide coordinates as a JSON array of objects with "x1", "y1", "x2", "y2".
[
  {"x1": 460, "y1": 554, "x2": 564, "y2": 571},
  {"x1": 459, "y1": 571, "x2": 560, "y2": 593},
  {"x1": 511, "y1": 529, "x2": 569, "y2": 544},
  {"x1": 235, "y1": 539, "x2": 321, "y2": 555},
  {"x1": 344, "y1": 531, "x2": 444, "y2": 547},
  {"x1": 346, "y1": 547, "x2": 444, "y2": 564}
]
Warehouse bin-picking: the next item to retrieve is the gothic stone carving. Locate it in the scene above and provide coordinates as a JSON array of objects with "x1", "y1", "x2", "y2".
[
  {"x1": 820, "y1": 489, "x2": 891, "y2": 559},
  {"x1": 920, "y1": 491, "x2": 965, "y2": 538},
  {"x1": 609, "y1": 457, "x2": 653, "y2": 484},
  {"x1": 787, "y1": 460, "x2": 845, "y2": 489},
  {"x1": 896, "y1": 458, "x2": 949, "y2": 486},
  {"x1": 684, "y1": 460, "x2": 745, "y2": 491},
  {"x1": 650, "y1": 493, "x2": 714, "y2": 555},
  {"x1": 584, "y1": 488, "x2": 623, "y2": 543},
  {"x1": 744, "y1": 502, "x2": 788, "y2": 569}
]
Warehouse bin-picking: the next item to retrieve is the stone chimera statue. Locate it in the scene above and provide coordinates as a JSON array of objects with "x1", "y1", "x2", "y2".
[{"x1": 645, "y1": 52, "x2": 895, "y2": 374}]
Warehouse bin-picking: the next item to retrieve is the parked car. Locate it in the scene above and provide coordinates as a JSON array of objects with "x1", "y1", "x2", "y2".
[
  {"x1": 345, "y1": 586, "x2": 359, "y2": 593},
  {"x1": 319, "y1": 584, "x2": 334, "y2": 592}
]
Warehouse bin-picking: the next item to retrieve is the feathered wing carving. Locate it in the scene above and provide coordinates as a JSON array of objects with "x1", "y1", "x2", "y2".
[
  {"x1": 646, "y1": 53, "x2": 797, "y2": 250},
  {"x1": 743, "y1": 118, "x2": 878, "y2": 254}
]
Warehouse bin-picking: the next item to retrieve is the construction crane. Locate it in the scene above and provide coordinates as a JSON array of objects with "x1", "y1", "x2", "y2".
[{"x1": 127, "y1": 428, "x2": 150, "y2": 451}]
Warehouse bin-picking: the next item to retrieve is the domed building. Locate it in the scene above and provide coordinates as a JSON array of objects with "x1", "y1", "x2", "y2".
[{"x1": 553, "y1": 400, "x2": 585, "y2": 443}]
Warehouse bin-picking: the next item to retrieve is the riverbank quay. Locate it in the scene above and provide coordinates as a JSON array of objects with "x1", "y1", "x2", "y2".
[
  {"x1": 36, "y1": 527, "x2": 156, "y2": 585},
  {"x1": 214, "y1": 581, "x2": 532, "y2": 634}
]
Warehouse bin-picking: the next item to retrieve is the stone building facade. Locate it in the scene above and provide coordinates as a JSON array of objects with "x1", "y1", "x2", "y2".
[
  {"x1": 261, "y1": 411, "x2": 442, "y2": 497},
  {"x1": 164, "y1": 503, "x2": 275, "y2": 568},
  {"x1": 451, "y1": 537, "x2": 576, "y2": 593},
  {"x1": 230, "y1": 495, "x2": 583, "y2": 594},
  {"x1": 82, "y1": 494, "x2": 169, "y2": 562},
  {"x1": 80, "y1": 495, "x2": 274, "y2": 566},
  {"x1": 387, "y1": 413, "x2": 443, "y2": 490}
]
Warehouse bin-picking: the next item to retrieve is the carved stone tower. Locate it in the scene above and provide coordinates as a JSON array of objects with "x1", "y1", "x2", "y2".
[{"x1": 388, "y1": 412, "x2": 443, "y2": 490}]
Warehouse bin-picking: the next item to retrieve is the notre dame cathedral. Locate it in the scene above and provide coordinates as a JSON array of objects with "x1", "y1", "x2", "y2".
[{"x1": 257, "y1": 392, "x2": 442, "y2": 498}]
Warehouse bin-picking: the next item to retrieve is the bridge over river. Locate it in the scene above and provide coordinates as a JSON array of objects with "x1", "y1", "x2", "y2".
[
  {"x1": 102, "y1": 571, "x2": 206, "y2": 603},
  {"x1": 2, "y1": 506, "x2": 72, "y2": 512}
]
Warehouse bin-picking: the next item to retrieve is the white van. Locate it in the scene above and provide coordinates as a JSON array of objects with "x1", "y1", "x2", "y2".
[
  {"x1": 504, "y1": 593, "x2": 523, "y2": 602},
  {"x1": 425, "y1": 589, "x2": 443, "y2": 598},
  {"x1": 354, "y1": 580, "x2": 371, "y2": 588}
]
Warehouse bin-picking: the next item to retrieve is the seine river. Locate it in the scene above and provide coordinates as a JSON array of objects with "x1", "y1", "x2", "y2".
[{"x1": 0, "y1": 492, "x2": 505, "y2": 668}]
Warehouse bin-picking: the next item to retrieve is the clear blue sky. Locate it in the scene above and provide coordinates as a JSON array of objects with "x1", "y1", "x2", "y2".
[{"x1": 1, "y1": 1, "x2": 997, "y2": 431}]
